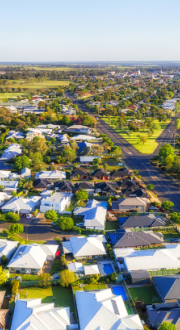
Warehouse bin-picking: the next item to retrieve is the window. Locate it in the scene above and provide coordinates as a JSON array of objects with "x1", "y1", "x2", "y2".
[{"x1": 44, "y1": 203, "x2": 49, "y2": 206}]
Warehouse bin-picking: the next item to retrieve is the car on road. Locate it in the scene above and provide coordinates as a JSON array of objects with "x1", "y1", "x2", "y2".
[
  {"x1": 149, "y1": 206, "x2": 158, "y2": 210},
  {"x1": 76, "y1": 223, "x2": 84, "y2": 227},
  {"x1": 26, "y1": 214, "x2": 32, "y2": 219}
]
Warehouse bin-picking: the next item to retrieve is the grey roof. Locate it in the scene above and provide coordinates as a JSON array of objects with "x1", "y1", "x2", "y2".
[
  {"x1": 130, "y1": 270, "x2": 150, "y2": 280},
  {"x1": 74, "y1": 181, "x2": 94, "y2": 192},
  {"x1": 117, "y1": 179, "x2": 136, "y2": 189},
  {"x1": 54, "y1": 181, "x2": 73, "y2": 192},
  {"x1": 120, "y1": 214, "x2": 166, "y2": 228},
  {"x1": 93, "y1": 169, "x2": 108, "y2": 177},
  {"x1": 147, "y1": 309, "x2": 180, "y2": 329},
  {"x1": 34, "y1": 179, "x2": 51, "y2": 189},
  {"x1": 113, "y1": 231, "x2": 163, "y2": 248},
  {"x1": 111, "y1": 168, "x2": 130, "y2": 178},
  {"x1": 95, "y1": 182, "x2": 116, "y2": 193},
  {"x1": 153, "y1": 275, "x2": 180, "y2": 301},
  {"x1": 122, "y1": 187, "x2": 149, "y2": 198},
  {"x1": 71, "y1": 169, "x2": 88, "y2": 177}
]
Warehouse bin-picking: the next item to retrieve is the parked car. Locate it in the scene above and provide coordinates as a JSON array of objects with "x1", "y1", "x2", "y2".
[
  {"x1": 170, "y1": 238, "x2": 179, "y2": 243},
  {"x1": 76, "y1": 223, "x2": 84, "y2": 227},
  {"x1": 26, "y1": 214, "x2": 32, "y2": 219}
]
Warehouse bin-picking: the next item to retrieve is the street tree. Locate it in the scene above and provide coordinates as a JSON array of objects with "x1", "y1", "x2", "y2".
[
  {"x1": 44, "y1": 210, "x2": 57, "y2": 221},
  {"x1": 14, "y1": 155, "x2": 31, "y2": 171},
  {"x1": 159, "y1": 322, "x2": 176, "y2": 330},
  {"x1": 93, "y1": 158, "x2": 101, "y2": 168},
  {"x1": 159, "y1": 144, "x2": 174, "y2": 162},
  {"x1": 137, "y1": 135, "x2": 148, "y2": 145},
  {"x1": 76, "y1": 189, "x2": 88, "y2": 201},
  {"x1": 59, "y1": 269, "x2": 75, "y2": 287},
  {"x1": 57, "y1": 216, "x2": 74, "y2": 231},
  {"x1": 6, "y1": 212, "x2": 20, "y2": 222},
  {"x1": 147, "y1": 184, "x2": 154, "y2": 190},
  {"x1": 161, "y1": 201, "x2": 174, "y2": 211},
  {"x1": 9, "y1": 224, "x2": 24, "y2": 234}
]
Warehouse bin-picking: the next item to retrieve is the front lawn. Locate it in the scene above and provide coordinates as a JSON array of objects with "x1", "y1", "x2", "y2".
[
  {"x1": 105, "y1": 221, "x2": 119, "y2": 230},
  {"x1": 101, "y1": 116, "x2": 170, "y2": 154},
  {"x1": 83, "y1": 284, "x2": 107, "y2": 291},
  {"x1": 9, "y1": 274, "x2": 40, "y2": 281},
  {"x1": 50, "y1": 260, "x2": 63, "y2": 275},
  {"x1": 128, "y1": 285, "x2": 161, "y2": 304},
  {"x1": 20, "y1": 286, "x2": 75, "y2": 311}
]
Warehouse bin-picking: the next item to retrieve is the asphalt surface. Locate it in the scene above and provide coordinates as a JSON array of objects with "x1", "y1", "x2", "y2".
[{"x1": 66, "y1": 91, "x2": 180, "y2": 212}]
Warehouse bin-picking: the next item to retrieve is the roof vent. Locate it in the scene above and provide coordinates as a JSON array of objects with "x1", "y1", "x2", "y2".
[{"x1": 19, "y1": 252, "x2": 22, "y2": 255}]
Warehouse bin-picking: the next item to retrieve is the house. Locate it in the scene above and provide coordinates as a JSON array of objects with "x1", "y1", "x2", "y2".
[
  {"x1": 71, "y1": 134, "x2": 98, "y2": 141},
  {"x1": 0, "y1": 144, "x2": 22, "y2": 161},
  {"x1": 35, "y1": 170, "x2": 66, "y2": 180},
  {"x1": 80, "y1": 156, "x2": 101, "y2": 163},
  {"x1": 0, "y1": 239, "x2": 18, "y2": 263},
  {"x1": 10, "y1": 299, "x2": 75, "y2": 330},
  {"x1": 68, "y1": 262, "x2": 84, "y2": 273},
  {"x1": 27, "y1": 127, "x2": 52, "y2": 135},
  {"x1": 37, "y1": 124, "x2": 61, "y2": 130},
  {"x1": 2, "y1": 196, "x2": 41, "y2": 214},
  {"x1": 73, "y1": 200, "x2": 107, "y2": 230},
  {"x1": 112, "y1": 197, "x2": 149, "y2": 212},
  {"x1": 40, "y1": 192, "x2": 73, "y2": 213},
  {"x1": 147, "y1": 304, "x2": 180, "y2": 329},
  {"x1": 119, "y1": 214, "x2": 166, "y2": 229},
  {"x1": 62, "y1": 235, "x2": 107, "y2": 259},
  {"x1": 70, "y1": 169, "x2": 89, "y2": 180},
  {"x1": 111, "y1": 168, "x2": 130, "y2": 179},
  {"x1": 57, "y1": 134, "x2": 69, "y2": 143},
  {"x1": 84, "y1": 264, "x2": 100, "y2": 276},
  {"x1": 26, "y1": 129, "x2": 43, "y2": 140},
  {"x1": 74, "y1": 182, "x2": 94, "y2": 194},
  {"x1": 152, "y1": 275, "x2": 180, "y2": 302},
  {"x1": 92, "y1": 169, "x2": 109, "y2": 180},
  {"x1": 75, "y1": 289, "x2": 143, "y2": 330},
  {"x1": 0, "y1": 192, "x2": 11, "y2": 207},
  {"x1": 95, "y1": 182, "x2": 116, "y2": 196},
  {"x1": 54, "y1": 181, "x2": 73, "y2": 193},
  {"x1": 6, "y1": 131, "x2": 24, "y2": 140},
  {"x1": 130, "y1": 270, "x2": 150, "y2": 285},
  {"x1": 110, "y1": 230, "x2": 163, "y2": 248},
  {"x1": 0, "y1": 171, "x2": 12, "y2": 179},
  {"x1": 40, "y1": 190, "x2": 53, "y2": 198},
  {"x1": 33, "y1": 178, "x2": 51, "y2": 190},
  {"x1": 66, "y1": 124, "x2": 92, "y2": 134},
  {"x1": 0, "y1": 181, "x2": 18, "y2": 192},
  {"x1": 20, "y1": 167, "x2": 31, "y2": 178},
  {"x1": 7, "y1": 243, "x2": 58, "y2": 274},
  {"x1": 121, "y1": 186, "x2": 149, "y2": 198},
  {"x1": 114, "y1": 244, "x2": 180, "y2": 273}
]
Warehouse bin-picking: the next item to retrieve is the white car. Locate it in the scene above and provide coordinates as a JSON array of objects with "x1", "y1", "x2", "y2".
[
  {"x1": 149, "y1": 206, "x2": 158, "y2": 210},
  {"x1": 26, "y1": 214, "x2": 32, "y2": 219},
  {"x1": 76, "y1": 223, "x2": 84, "y2": 227}
]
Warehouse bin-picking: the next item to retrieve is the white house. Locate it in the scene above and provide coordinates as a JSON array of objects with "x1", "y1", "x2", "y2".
[
  {"x1": 0, "y1": 239, "x2": 18, "y2": 263},
  {"x1": 68, "y1": 262, "x2": 84, "y2": 273},
  {"x1": 11, "y1": 299, "x2": 76, "y2": 330},
  {"x1": 74, "y1": 199, "x2": 107, "y2": 230},
  {"x1": 37, "y1": 124, "x2": 61, "y2": 130},
  {"x1": 71, "y1": 135, "x2": 99, "y2": 141},
  {"x1": 0, "y1": 144, "x2": 22, "y2": 161},
  {"x1": 66, "y1": 125, "x2": 92, "y2": 134},
  {"x1": 6, "y1": 131, "x2": 25, "y2": 140},
  {"x1": 2, "y1": 196, "x2": 41, "y2": 214},
  {"x1": 20, "y1": 167, "x2": 31, "y2": 178},
  {"x1": 80, "y1": 156, "x2": 101, "y2": 163},
  {"x1": 0, "y1": 180, "x2": 18, "y2": 192},
  {"x1": 0, "y1": 171, "x2": 12, "y2": 179},
  {"x1": 35, "y1": 170, "x2": 66, "y2": 180},
  {"x1": 0, "y1": 192, "x2": 11, "y2": 207},
  {"x1": 75, "y1": 289, "x2": 143, "y2": 330},
  {"x1": 62, "y1": 235, "x2": 107, "y2": 259},
  {"x1": 7, "y1": 243, "x2": 58, "y2": 274},
  {"x1": 26, "y1": 129, "x2": 43, "y2": 140},
  {"x1": 40, "y1": 192, "x2": 73, "y2": 213}
]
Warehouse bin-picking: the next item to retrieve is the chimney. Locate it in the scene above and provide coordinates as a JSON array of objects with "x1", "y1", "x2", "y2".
[{"x1": 55, "y1": 169, "x2": 57, "y2": 173}]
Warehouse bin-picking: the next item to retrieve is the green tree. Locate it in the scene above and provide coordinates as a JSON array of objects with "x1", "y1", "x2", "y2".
[
  {"x1": 44, "y1": 210, "x2": 57, "y2": 221},
  {"x1": 152, "y1": 122, "x2": 161, "y2": 130},
  {"x1": 1, "y1": 255, "x2": 7, "y2": 266},
  {"x1": 0, "y1": 185, "x2": 4, "y2": 192},
  {"x1": 159, "y1": 144, "x2": 174, "y2": 162},
  {"x1": 175, "y1": 118, "x2": 180, "y2": 129},
  {"x1": 38, "y1": 273, "x2": 52, "y2": 288},
  {"x1": 137, "y1": 135, "x2": 148, "y2": 145},
  {"x1": 76, "y1": 189, "x2": 88, "y2": 201},
  {"x1": 161, "y1": 201, "x2": 174, "y2": 211},
  {"x1": 6, "y1": 212, "x2": 20, "y2": 222},
  {"x1": 111, "y1": 146, "x2": 122, "y2": 157},
  {"x1": 57, "y1": 216, "x2": 74, "y2": 231},
  {"x1": 93, "y1": 158, "x2": 101, "y2": 168},
  {"x1": 14, "y1": 155, "x2": 31, "y2": 171},
  {"x1": 170, "y1": 212, "x2": 180, "y2": 224},
  {"x1": 32, "y1": 152, "x2": 44, "y2": 167},
  {"x1": 118, "y1": 117, "x2": 124, "y2": 127},
  {"x1": 59, "y1": 269, "x2": 75, "y2": 287},
  {"x1": 147, "y1": 184, "x2": 154, "y2": 190},
  {"x1": 159, "y1": 322, "x2": 176, "y2": 330},
  {"x1": 60, "y1": 254, "x2": 67, "y2": 267},
  {"x1": 0, "y1": 267, "x2": 8, "y2": 285},
  {"x1": 11, "y1": 279, "x2": 19, "y2": 295},
  {"x1": 111, "y1": 272, "x2": 118, "y2": 281},
  {"x1": 9, "y1": 224, "x2": 24, "y2": 234},
  {"x1": 103, "y1": 163, "x2": 108, "y2": 171}
]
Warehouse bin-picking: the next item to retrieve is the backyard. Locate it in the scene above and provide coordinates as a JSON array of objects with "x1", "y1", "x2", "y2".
[
  {"x1": 101, "y1": 116, "x2": 170, "y2": 154},
  {"x1": 105, "y1": 221, "x2": 119, "y2": 230},
  {"x1": 128, "y1": 285, "x2": 161, "y2": 304}
]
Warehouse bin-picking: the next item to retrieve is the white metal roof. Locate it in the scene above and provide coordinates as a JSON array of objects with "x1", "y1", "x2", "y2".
[
  {"x1": 0, "y1": 239, "x2": 18, "y2": 259},
  {"x1": 71, "y1": 135, "x2": 97, "y2": 141},
  {"x1": 35, "y1": 170, "x2": 66, "y2": 179},
  {"x1": 63, "y1": 236, "x2": 107, "y2": 258},
  {"x1": 84, "y1": 265, "x2": 100, "y2": 275},
  {"x1": 2, "y1": 196, "x2": 41, "y2": 212}
]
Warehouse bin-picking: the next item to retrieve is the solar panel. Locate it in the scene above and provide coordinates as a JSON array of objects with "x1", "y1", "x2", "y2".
[{"x1": 111, "y1": 299, "x2": 120, "y2": 315}]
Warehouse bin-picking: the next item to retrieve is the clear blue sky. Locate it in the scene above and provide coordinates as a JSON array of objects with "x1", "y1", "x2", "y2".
[{"x1": 1, "y1": 0, "x2": 180, "y2": 62}]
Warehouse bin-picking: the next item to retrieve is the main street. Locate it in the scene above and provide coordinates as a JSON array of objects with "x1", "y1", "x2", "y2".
[{"x1": 66, "y1": 91, "x2": 180, "y2": 212}]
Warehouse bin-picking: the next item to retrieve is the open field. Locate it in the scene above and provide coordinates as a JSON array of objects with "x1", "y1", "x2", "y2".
[
  {"x1": 0, "y1": 65, "x2": 76, "y2": 71},
  {"x1": 4, "y1": 79, "x2": 70, "y2": 90},
  {"x1": 0, "y1": 92, "x2": 26, "y2": 100},
  {"x1": 101, "y1": 116, "x2": 170, "y2": 154},
  {"x1": 19, "y1": 286, "x2": 75, "y2": 311},
  {"x1": 128, "y1": 285, "x2": 161, "y2": 304}
]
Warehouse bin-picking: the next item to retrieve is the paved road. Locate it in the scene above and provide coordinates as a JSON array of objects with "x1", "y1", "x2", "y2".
[{"x1": 66, "y1": 91, "x2": 180, "y2": 211}]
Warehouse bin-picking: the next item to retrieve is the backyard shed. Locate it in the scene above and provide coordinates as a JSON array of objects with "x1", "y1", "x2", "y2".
[{"x1": 130, "y1": 270, "x2": 150, "y2": 285}]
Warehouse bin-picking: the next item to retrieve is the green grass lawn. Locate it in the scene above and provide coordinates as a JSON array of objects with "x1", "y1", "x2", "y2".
[
  {"x1": 5, "y1": 80, "x2": 70, "y2": 90},
  {"x1": 83, "y1": 284, "x2": 107, "y2": 291},
  {"x1": 0, "y1": 93, "x2": 26, "y2": 100},
  {"x1": 128, "y1": 285, "x2": 161, "y2": 304},
  {"x1": 105, "y1": 221, "x2": 119, "y2": 230},
  {"x1": 101, "y1": 116, "x2": 170, "y2": 154},
  {"x1": 19, "y1": 286, "x2": 75, "y2": 311},
  {"x1": 50, "y1": 260, "x2": 63, "y2": 275},
  {"x1": 9, "y1": 274, "x2": 40, "y2": 281}
]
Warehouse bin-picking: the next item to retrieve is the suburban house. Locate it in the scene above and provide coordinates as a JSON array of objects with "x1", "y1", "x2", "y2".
[
  {"x1": 68, "y1": 262, "x2": 84, "y2": 274},
  {"x1": 11, "y1": 299, "x2": 76, "y2": 330},
  {"x1": 113, "y1": 244, "x2": 180, "y2": 273},
  {"x1": 147, "y1": 304, "x2": 180, "y2": 329},
  {"x1": 80, "y1": 155, "x2": 101, "y2": 163},
  {"x1": 112, "y1": 197, "x2": 149, "y2": 212},
  {"x1": 74, "y1": 182, "x2": 94, "y2": 194},
  {"x1": 62, "y1": 235, "x2": 107, "y2": 259},
  {"x1": 75, "y1": 289, "x2": 143, "y2": 330},
  {"x1": 57, "y1": 134, "x2": 69, "y2": 143},
  {"x1": 117, "y1": 179, "x2": 137, "y2": 190},
  {"x1": 152, "y1": 275, "x2": 180, "y2": 302},
  {"x1": 20, "y1": 167, "x2": 31, "y2": 178},
  {"x1": 0, "y1": 144, "x2": 22, "y2": 161},
  {"x1": 0, "y1": 171, "x2": 12, "y2": 179},
  {"x1": 95, "y1": 181, "x2": 116, "y2": 196},
  {"x1": 70, "y1": 169, "x2": 89, "y2": 180},
  {"x1": 66, "y1": 124, "x2": 92, "y2": 134},
  {"x1": 73, "y1": 199, "x2": 107, "y2": 230},
  {"x1": 6, "y1": 131, "x2": 24, "y2": 140},
  {"x1": 54, "y1": 181, "x2": 73, "y2": 193},
  {"x1": 121, "y1": 186, "x2": 149, "y2": 198},
  {"x1": 37, "y1": 124, "x2": 61, "y2": 130},
  {"x1": 92, "y1": 169, "x2": 110, "y2": 180},
  {"x1": 71, "y1": 134, "x2": 98, "y2": 141},
  {"x1": 40, "y1": 192, "x2": 73, "y2": 213},
  {"x1": 0, "y1": 192, "x2": 11, "y2": 207},
  {"x1": 26, "y1": 129, "x2": 43, "y2": 140},
  {"x1": 0, "y1": 180, "x2": 18, "y2": 192},
  {"x1": 0, "y1": 239, "x2": 18, "y2": 263},
  {"x1": 110, "y1": 230, "x2": 163, "y2": 249},
  {"x1": 84, "y1": 264, "x2": 100, "y2": 276},
  {"x1": 35, "y1": 170, "x2": 66, "y2": 180},
  {"x1": 1, "y1": 196, "x2": 41, "y2": 214},
  {"x1": 111, "y1": 168, "x2": 130, "y2": 179},
  {"x1": 33, "y1": 178, "x2": 51, "y2": 190},
  {"x1": 7, "y1": 243, "x2": 58, "y2": 274},
  {"x1": 118, "y1": 214, "x2": 166, "y2": 229}
]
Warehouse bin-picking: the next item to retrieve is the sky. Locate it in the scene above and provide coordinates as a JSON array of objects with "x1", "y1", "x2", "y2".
[{"x1": 0, "y1": 0, "x2": 180, "y2": 62}]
